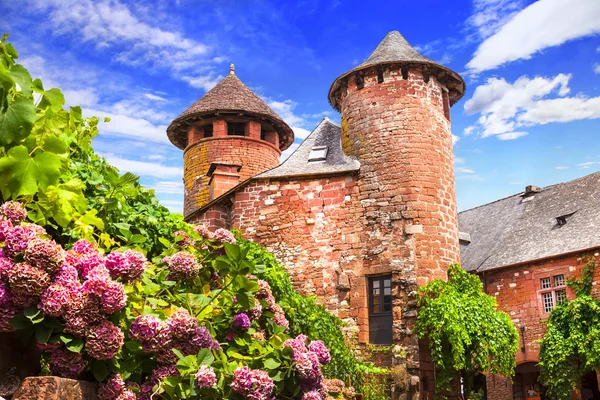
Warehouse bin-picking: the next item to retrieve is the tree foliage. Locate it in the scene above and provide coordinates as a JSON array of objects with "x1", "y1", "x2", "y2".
[
  {"x1": 539, "y1": 256, "x2": 600, "y2": 400},
  {"x1": 414, "y1": 264, "x2": 519, "y2": 398}
]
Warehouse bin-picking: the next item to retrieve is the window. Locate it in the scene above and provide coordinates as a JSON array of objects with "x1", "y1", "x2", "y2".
[
  {"x1": 540, "y1": 277, "x2": 551, "y2": 290},
  {"x1": 368, "y1": 276, "x2": 393, "y2": 344},
  {"x1": 204, "y1": 124, "x2": 213, "y2": 138},
  {"x1": 308, "y1": 146, "x2": 328, "y2": 162},
  {"x1": 227, "y1": 122, "x2": 245, "y2": 136},
  {"x1": 442, "y1": 89, "x2": 451, "y2": 121},
  {"x1": 542, "y1": 292, "x2": 554, "y2": 314},
  {"x1": 540, "y1": 275, "x2": 568, "y2": 313}
]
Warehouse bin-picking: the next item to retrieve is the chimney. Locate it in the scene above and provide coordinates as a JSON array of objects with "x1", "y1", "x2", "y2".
[
  {"x1": 208, "y1": 162, "x2": 242, "y2": 201},
  {"x1": 522, "y1": 185, "x2": 542, "y2": 197}
]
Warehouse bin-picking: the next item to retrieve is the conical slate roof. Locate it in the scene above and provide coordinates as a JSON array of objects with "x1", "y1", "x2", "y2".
[
  {"x1": 328, "y1": 31, "x2": 465, "y2": 110},
  {"x1": 167, "y1": 67, "x2": 294, "y2": 150}
]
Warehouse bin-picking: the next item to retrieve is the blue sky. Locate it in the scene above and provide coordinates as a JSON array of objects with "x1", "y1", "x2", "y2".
[{"x1": 2, "y1": 0, "x2": 600, "y2": 213}]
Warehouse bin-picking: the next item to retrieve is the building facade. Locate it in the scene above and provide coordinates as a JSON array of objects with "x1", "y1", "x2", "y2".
[{"x1": 167, "y1": 31, "x2": 600, "y2": 399}]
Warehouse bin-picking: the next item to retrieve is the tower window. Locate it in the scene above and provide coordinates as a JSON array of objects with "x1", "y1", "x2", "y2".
[
  {"x1": 204, "y1": 124, "x2": 213, "y2": 138},
  {"x1": 368, "y1": 276, "x2": 393, "y2": 344},
  {"x1": 227, "y1": 122, "x2": 245, "y2": 136}
]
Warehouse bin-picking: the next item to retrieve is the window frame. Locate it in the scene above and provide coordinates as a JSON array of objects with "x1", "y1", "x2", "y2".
[
  {"x1": 539, "y1": 274, "x2": 568, "y2": 314},
  {"x1": 367, "y1": 275, "x2": 393, "y2": 345}
]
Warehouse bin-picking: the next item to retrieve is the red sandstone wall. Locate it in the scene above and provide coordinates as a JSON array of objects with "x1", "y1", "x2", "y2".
[
  {"x1": 339, "y1": 66, "x2": 459, "y2": 390},
  {"x1": 183, "y1": 137, "x2": 280, "y2": 216},
  {"x1": 482, "y1": 251, "x2": 600, "y2": 364}
]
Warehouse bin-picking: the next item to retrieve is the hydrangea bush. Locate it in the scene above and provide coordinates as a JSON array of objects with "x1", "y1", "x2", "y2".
[{"x1": 0, "y1": 201, "x2": 355, "y2": 399}]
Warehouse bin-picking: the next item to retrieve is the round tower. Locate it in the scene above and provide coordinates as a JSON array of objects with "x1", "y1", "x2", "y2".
[
  {"x1": 328, "y1": 31, "x2": 465, "y2": 395},
  {"x1": 167, "y1": 64, "x2": 294, "y2": 218}
]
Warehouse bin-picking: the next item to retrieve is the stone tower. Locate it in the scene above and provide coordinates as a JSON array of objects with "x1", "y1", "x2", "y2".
[
  {"x1": 328, "y1": 31, "x2": 465, "y2": 396},
  {"x1": 167, "y1": 64, "x2": 294, "y2": 220}
]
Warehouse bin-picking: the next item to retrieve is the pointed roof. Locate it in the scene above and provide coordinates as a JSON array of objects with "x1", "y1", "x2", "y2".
[
  {"x1": 328, "y1": 31, "x2": 465, "y2": 111},
  {"x1": 167, "y1": 66, "x2": 294, "y2": 150}
]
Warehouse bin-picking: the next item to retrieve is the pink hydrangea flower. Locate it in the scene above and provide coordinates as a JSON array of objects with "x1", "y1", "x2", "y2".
[
  {"x1": 193, "y1": 225, "x2": 214, "y2": 240},
  {"x1": 105, "y1": 249, "x2": 147, "y2": 281},
  {"x1": 8, "y1": 262, "x2": 50, "y2": 296},
  {"x1": 71, "y1": 239, "x2": 97, "y2": 255},
  {"x1": 129, "y1": 314, "x2": 162, "y2": 343},
  {"x1": 302, "y1": 391, "x2": 323, "y2": 400},
  {"x1": 101, "y1": 281, "x2": 127, "y2": 314},
  {"x1": 39, "y1": 283, "x2": 78, "y2": 317},
  {"x1": 85, "y1": 320, "x2": 124, "y2": 360},
  {"x1": 295, "y1": 352, "x2": 322, "y2": 385},
  {"x1": 248, "y1": 299, "x2": 263, "y2": 320},
  {"x1": 167, "y1": 309, "x2": 198, "y2": 339},
  {"x1": 162, "y1": 252, "x2": 201, "y2": 280},
  {"x1": 0, "y1": 281, "x2": 10, "y2": 306},
  {"x1": 0, "y1": 219, "x2": 13, "y2": 242},
  {"x1": 231, "y1": 367, "x2": 274, "y2": 399},
  {"x1": 4, "y1": 223, "x2": 46, "y2": 257},
  {"x1": 308, "y1": 340, "x2": 331, "y2": 365},
  {"x1": 70, "y1": 252, "x2": 105, "y2": 280},
  {"x1": 284, "y1": 335, "x2": 308, "y2": 358},
  {"x1": 195, "y1": 365, "x2": 217, "y2": 388},
  {"x1": 256, "y1": 280, "x2": 272, "y2": 300},
  {"x1": 24, "y1": 238, "x2": 65, "y2": 275},
  {"x1": 98, "y1": 374, "x2": 126, "y2": 400},
  {"x1": 0, "y1": 201, "x2": 27, "y2": 224},
  {"x1": 212, "y1": 228, "x2": 236, "y2": 244},
  {"x1": 53, "y1": 264, "x2": 79, "y2": 286}
]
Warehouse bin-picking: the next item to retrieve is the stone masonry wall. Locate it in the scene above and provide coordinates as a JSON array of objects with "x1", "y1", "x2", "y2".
[
  {"x1": 339, "y1": 65, "x2": 459, "y2": 394},
  {"x1": 183, "y1": 137, "x2": 280, "y2": 217}
]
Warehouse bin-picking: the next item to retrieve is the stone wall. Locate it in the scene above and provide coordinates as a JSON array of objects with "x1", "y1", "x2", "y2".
[{"x1": 183, "y1": 136, "x2": 280, "y2": 217}]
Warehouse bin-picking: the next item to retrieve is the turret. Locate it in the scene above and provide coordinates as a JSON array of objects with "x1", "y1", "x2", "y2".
[
  {"x1": 328, "y1": 31, "x2": 465, "y2": 395},
  {"x1": 167, "y1": 64, "x2": 294, "y2": 218}
]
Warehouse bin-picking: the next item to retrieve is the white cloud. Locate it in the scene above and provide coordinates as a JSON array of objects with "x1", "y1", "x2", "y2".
[
  {"x1": 151, "y1": 181, "x2": 184, "y2": 194},
  {"x1": 456, "y1": 167, "x2": 476, "y2": 174},
  {"x1": 144, "y1": 93, "x2": 167, "y2": 102},
  {"x1": 280, "y1": 143, "x2": 300, "y2": 162},
  {"x1": 101, "y1": 154, "x2": 183, "y2": 179},
  {"x1": 497, "y1": 131, "x2": 528, "y2": 140},
  {"x1": 466, "y1": 0, "x2": 526, "y2": 40},
  {"x1": 86, "y1": 108, "x2": 169, "y2": 144},
  {"x1": 181, "y1": 74, "x2": 224, "y2": 91},
  {"x1": 463, "y1": 73, "x2": 600, "y2": 140},
  {"x1": 158, "y1": 199, "x2": 183, "y2": 213},
  {"x1": 452, "y1": 134, "x2": 460, "y2": 146},
  {"x1": 577, "y1": 161, "x2": 600, "y2": 169},
  {"x1": 292, "y1": 127, "x2": 311, "y2": 140},
  {"x1": 467, "y1": 0, "x2": 600, "y2": 72},
  {"x1": 555, "y1": 166, "x2": 569, "y2": 170},
  {"x1": 267, "y1": 99, "x2": 305, "y2": 127},
  {"x1": 147, "y1": 154, "x2": 167, "y2": 161},
  {"x1": 63, "y1": 89, "x2": 99, "y2": 107},
  {"x1": 454, "y1": 156, "x2": 465, "y2": 164}
]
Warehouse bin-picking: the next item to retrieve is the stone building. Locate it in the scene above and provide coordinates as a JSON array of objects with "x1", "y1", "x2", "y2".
[
  {"x1": 167, "y1": 30, "x2": 600, "y2": 399},
  {"x1": 459, "y1": 173, "x2": 600, "y2": 399}
]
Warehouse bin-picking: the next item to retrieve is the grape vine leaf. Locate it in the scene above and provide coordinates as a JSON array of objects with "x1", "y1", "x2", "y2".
[
  {"x1": 0, "y1": 145, "x2": 62, "y2": 198},
  {"x1": 0, "y1": 94, "x2": 36, "y2": 145},
  {"x1": 37, "y1": 179, "x2": 87, "y2": 227},
  {"x1": 9, "y1": 64, "x2": 33, "y2": 96}
]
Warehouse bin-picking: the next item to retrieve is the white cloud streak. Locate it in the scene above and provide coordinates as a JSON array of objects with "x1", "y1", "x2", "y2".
[
  {"x1": 463, "y1": 73, "x2": 600, "y2": 140},
  {"x1": 467, "y1": 0, "x2": 600, "y2": 72}
]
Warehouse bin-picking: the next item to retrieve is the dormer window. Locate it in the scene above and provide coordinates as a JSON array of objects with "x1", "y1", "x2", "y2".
[
  {"x1": 556, "y1": 211, "x2": 576, "y2": 227},
  {"x1": 308, "y1": 146, "x2": 328, "y2": 162},
  {"x1": 227, "y1": 122, "x2": 245, "y2": 136}
]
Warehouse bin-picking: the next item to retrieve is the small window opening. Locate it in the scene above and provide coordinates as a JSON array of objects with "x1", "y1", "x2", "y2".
[
  {"x1": 355, "y1": 73, "x2": 364, "y2": 90},
  {"x1": 540, "y1": 277, "x2": 551, "y2": 290},
  {"x1": 308, "y1": 146, "x2": 328, "y2": 162},
  {"x1": 556, "y1": 211, "x2": 576, "y2": 227},
  {"x1": 542, "y1": 292, "x2": 554, "y2": 313},
  {"x1": 401, "y1": 65, "x2": 409, "y2": 80},
  {"x1": 442, "y1": 89, "x2": 451, "y2": 122},
  {"x1": 227, "y1": 122, "x2": 245, "y2": 136},
  {"x1": 376, "y1": 66, "x2": 384, "y2": 84},
  {"x1": 554, "y1": 275, "x2": 565, "y2": 287},
  {"x1": 203, "y1": 124, "x2": 213, "y2": 138}
]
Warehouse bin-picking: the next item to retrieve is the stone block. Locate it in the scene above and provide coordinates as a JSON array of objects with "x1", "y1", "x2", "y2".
[{"x1": 12, "y1": 377, "x2": 98, "y2": 400}]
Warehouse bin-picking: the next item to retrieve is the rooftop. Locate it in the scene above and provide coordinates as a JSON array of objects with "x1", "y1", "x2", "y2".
[
  {"x1": 459, "y1": 171, "x2": 600, "y2": 272},
  {"x1": 167, "y1": 65, "x2": 294, "y2": 150},
  {"x1": 257, "y1": 117, "x2": 360, "y2": 179},
  {"x1": 328, "y1": 31, "x2": 465, "y2": 111}
]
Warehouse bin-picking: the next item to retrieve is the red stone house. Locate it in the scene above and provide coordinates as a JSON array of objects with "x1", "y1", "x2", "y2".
[
  {"x1": 166, "y1": 31, "x2": 600, "y2": 399},
  {"x1": 459, "y1": 174, "x2": 600, "y2": 399}
]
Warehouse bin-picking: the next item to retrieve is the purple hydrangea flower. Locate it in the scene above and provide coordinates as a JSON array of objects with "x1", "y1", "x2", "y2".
[
  {"x1": 8, "y1": 262, "x2": 50, "y2": 296},
  {"x1": 105, "y1": 249, "x2": 147, "y2": 281},
  {"x1": 4, "y1": 223, "x2": 46, "y2": 257},
  {"x1": 47, "y1": 346, "x2": 87, "y2": 379},
  {"x1": 231, "y1": 367, "x2": 274, "y2": 399},
  {"x1": 0, "y1": 201, "x2": 27, "y2": 224},
  {"x1": 167, "y1": 308, "x2": 198, "y2": 339},
  {"x1": 98, "y1": 374, "x2": 126, "y2": 400},
  {"x1": 212, "y1": 228, "x2": 236, "y2": 244},
  {"x1": 302, "y1": 391, "x2": 323, "y2": 400},
  {"x1": 162, "y1": 252, "x2": 201, "y2": 280},
  {"x1": 308, "y1": 340, "x2": 331, "y2": 365},
  {"x1": 233, "y1": 313, "x2": 251, "y2": 330},
  {"x1": 24, "y1": 238, "x2": 65, "y2": 275},
  {"x1": 101, "y1": 280, "x2": 127, "y2": 314}
]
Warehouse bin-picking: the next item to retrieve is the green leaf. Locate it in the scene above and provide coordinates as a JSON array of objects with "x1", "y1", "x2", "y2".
[
  {"x1": 224, "y1": 243, "x2": 240, "y2": 261},
  {"x1": 9, "y1": 64, "x2": 32, "y2": 95},
  {"x1": 130, "y1": 234, "x2": 147, "y2": 244},
  {"x1": 24, "y1": 306, "x2": 41, "y2": 320},
  {"x1": 91, "y1": 360, "x2": 110, "y2": 382},
  {"x1": 42, "y1": 135, "x2": 68, "y2": 154},
  {"x1": 0, "y1": 94, "x2": 35, "y2": 145},
  {"x1": 37, "y1": 179, "x2": 87, "y2": 227},
  {"x1": 236, "y1": 290, "x2": 252, "y2": 309},
  {"x1": 35, "y1": 324, "x2": 53, "y2": 344},
  {"x1": 0, "y1": 145, "x2": 62, "y2": 198},
  {"x1": 66, "y1": 339, "x2": 84, "y2": 353},
  {"x1": 263, "y1": 358, "x2": 281, "y2": 370},
  {"x1": 60, "y1": 335, "x2": 73, "y2": 344},
  {"x1": 38, "y1": 87, "x2": 65, "y2": 113},
  {"x1": 9, "y1": 314, "x2": 32, "y2": 330},
  {"x1": 197, "y1": 348, "x2": 214, "y2": 366}
]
